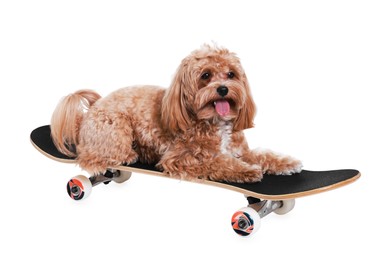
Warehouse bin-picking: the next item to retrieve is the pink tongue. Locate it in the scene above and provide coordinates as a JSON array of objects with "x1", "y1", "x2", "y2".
[{"x1": 215, "y1": 100, "x2": 230, "y2": 116}]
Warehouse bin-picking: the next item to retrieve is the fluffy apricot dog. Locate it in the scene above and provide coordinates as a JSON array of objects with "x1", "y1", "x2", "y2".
[{"x1": 51, "y1": 45, "x2": 302, "y2": 183}]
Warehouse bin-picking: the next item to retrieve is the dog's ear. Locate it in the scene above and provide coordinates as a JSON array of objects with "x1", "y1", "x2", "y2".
[
  {"x1": 161, "y1": 60, "x2": 192, "y2": 133},
  {"x1": 233, "y1": 74, "x2": 256, "y2": 131}
]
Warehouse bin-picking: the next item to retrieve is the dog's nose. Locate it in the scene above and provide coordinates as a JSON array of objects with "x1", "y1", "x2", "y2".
[{"x1": 217, "y1": 85, "x2": 228, "y2": 97}]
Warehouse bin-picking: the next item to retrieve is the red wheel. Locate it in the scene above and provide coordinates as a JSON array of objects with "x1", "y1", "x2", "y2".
[
  {"x1": 231, "y1": 207, "x2": 260, "y2": 237},
  {"x1": 66, "y1": 175, "x2": 92, "y2": 201}
]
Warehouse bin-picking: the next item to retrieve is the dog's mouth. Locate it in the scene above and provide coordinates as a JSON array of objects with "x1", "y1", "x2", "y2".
[{"x1": 212, "y1": 99, "x2": 234, "y2": 116}]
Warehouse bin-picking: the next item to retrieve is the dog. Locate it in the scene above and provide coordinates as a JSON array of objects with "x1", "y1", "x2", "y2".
[{"x1": 51, "y1": 44, "x2": 302, "y2": 183}]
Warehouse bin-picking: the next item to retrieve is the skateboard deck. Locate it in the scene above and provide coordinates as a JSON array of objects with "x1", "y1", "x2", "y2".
[
  {"x1": 31, "y1": 125, "x2": 360, "y2": 200},
  {"x1": 31, "y1": 125, "x2": 360, "y2": 236}
]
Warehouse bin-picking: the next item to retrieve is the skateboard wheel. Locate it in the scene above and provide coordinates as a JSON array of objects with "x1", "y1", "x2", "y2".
[
  {"x1": 66, "y1": 175, "x2": 92, "y2": 201},
  {"x1": 113, "y1": 170, "x2": 132, "y2": 184},
  {"x1": 274, "y1": 199, "x2": 295, "y2": 215},
  {"x1": 231, "y1": 207, "x2": 260, "y2": 237}
]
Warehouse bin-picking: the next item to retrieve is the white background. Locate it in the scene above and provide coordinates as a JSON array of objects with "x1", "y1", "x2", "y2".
[{"x1": 1, "y1": 0, "x2": 391, "y2": 259}]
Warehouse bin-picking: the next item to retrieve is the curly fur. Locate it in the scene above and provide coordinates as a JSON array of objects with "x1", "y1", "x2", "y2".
[{"x1": 51, "y1": 45, "x2": 302, "y2": 183}]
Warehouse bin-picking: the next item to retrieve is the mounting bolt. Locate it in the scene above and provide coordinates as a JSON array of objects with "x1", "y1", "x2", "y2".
[{"x1": 238, "y1": 217, "x2": 249, "y2": 230}]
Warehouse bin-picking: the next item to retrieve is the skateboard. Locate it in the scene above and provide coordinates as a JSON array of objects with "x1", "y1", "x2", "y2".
[{"x1": 31, "y1": 125, "x2": 360, "y2": 236}]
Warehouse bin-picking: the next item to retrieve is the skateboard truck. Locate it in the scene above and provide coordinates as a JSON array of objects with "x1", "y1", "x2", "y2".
[
  {"x1": 66, "y1": 170, "x2": 132, "y2": 200},
  {"x1": 231, "y1": 197, "x2": 295, "y2": 237},
  {"x1": 249, "y1": 199, "x2": 283, "y2": 218}
]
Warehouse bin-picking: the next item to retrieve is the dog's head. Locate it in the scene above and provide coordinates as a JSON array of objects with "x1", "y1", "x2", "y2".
[{"x1": 162, "y1": 44, "x2": 256, "y2": 132}]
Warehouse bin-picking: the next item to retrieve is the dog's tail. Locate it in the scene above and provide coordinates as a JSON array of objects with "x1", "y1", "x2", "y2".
[{"x1": 50, "y1": 90, "x2": 101, "y2": 157}]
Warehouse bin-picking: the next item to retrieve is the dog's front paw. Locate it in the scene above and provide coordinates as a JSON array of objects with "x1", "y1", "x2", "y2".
[
  {"x1": 239, "y1": 164, "x2": 263, "y2": 183},
  {"x1": 266, "y1": 157, "x2": 303, "y2": 176}
]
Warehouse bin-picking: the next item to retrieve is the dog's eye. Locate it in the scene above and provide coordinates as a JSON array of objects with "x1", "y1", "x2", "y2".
[
  {"x1": 201, "y1": 72, "x2": 210, "y2": 80},
  {"x1": 227, "y1": 72, "x2": 235, "y2": 79}
]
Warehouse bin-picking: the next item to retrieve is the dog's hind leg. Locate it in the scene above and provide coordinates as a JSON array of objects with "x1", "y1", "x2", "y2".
[{"x1": 77, "y1": 112, "x2": 139, "y2": 175}]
